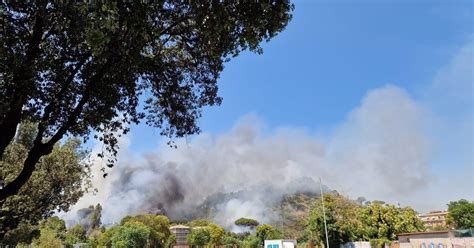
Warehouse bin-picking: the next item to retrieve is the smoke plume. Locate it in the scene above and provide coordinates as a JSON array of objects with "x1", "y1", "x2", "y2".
[
  {"x1": 63, "y1": 85, "x2": 431, "y2": 229},
  {"x1": 62, "y1": 39, "x2": 473, "y2": 229}
]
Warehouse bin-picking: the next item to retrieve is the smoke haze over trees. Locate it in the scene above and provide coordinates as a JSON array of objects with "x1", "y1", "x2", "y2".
[
  {"x1": 62, "y1": 37, "x2": 474, "y2": 228},
  {"x1": 63, "y1": 86, "x2": 432, "y2": 227}
]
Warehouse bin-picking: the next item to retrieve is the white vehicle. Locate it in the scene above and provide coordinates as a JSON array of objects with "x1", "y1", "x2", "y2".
[{"x1": 264, "y1": 239, "x2": 297, "y2": 248}]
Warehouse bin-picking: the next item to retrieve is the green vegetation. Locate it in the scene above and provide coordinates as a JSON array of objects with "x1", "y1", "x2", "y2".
[
  {"x1": 121, "y1": 214, "x2": 171, "y2": 247},
  {"x1": 2, "y1": 222, "x2": 39, "y2": 246},
  {"x1": 358, "y1": 201, "x2": 425, "y2": 240},
  {"x1": 0, "y1": 123, "x2": 92, "y2": 239},
  {"x1": 187, "y1": 227, "x2": 211, "y2": 247},
  {"x1": 5, "y1": 194, "x2": 470, "y2": 247},
  {"x1": 2, "y1": 213, "x2": 278, "y2": 247},
  {"x1": 256, "y1": 224, "x2": 283, "y2": 246},
  {"x1": 97, "y1": 226, "x2": 120, "y2": 247},
  {"x1": 110, "y1": 222, "x2": 151, "y2": 248},
  {"x1": 90, "y1": 204, "x2": 103, "y2": 230},
  {"x1": 235, "y1": 218, "x2": 260, "y2": 227},
  {"x1": 369, "y1": 238, "x2": 392, "y2": 248},
  {"x1": 208, "y1": 223, "x2": 226, "y2": 247},
  {"x1": 222, "y1": 235, "x2": 240, "y2": 248},
  {"x1": 446, "y1": 199, "x2": 474, "y2": 229},
  {"x1": 239, "y1": 236, "x2": 260, "y2": 248},
  {"x1": 64, "y1": 224, "x2": 87, "y2": 247},
  {"x1": 306, "y1": 193, "x2": 363, "y2": 247},
  {"x1": 275, "y1": 193, "x2": 315, "y2": 240},
  {"x1": 188, "y1": 219, "x2": 212, "y2": 227},
  {"x1": 31, "y1": 217, "x2": 67, "y2": 248},
  {"x1": 165, "y1": 234, "x2": 176, "y2": 248},
  {"x1": 32, "y1": 228, "x2": 64, "y2": 248},
  {"x1": 306, "y1": 193, "x2": 425, "y2": 247}
]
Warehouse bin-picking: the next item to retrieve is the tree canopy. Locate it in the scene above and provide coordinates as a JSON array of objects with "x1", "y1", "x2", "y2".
[
  {"x1": 306, "y1": 193, "x2": 425, "y2": 247},
  {"x1": 30, "y1": 217, "x2": 67, "y2": 248},
  {"x1": 358, "y1": 202, "x2": 425, "y2": 241},
  {"x1": 208, "y1": 223, "x2": 226, "y2": 247},
  {"x1": 306, "y1": 193, "x2": 363, "y2": 247},
  {"x1": 256, "y1": 224, "x2": 282, "y2": 246},
  {"x1": 121, "y1": 214, "x2": 171, "y2": 247},
  {"x1": 446, "y1": 199, "x2": 474, "y2": 229},
  {"x1": 187, "y1": 227, "x2": 211, "y2": 247},
  {"x1": 3, "y1": 195, "x2": 463, "y2": 247},
  {"x1": 235, "y1": 217, "x2": 260, "y2": 227},
  {"x1": 64, "y1": 224, "x2": 87, "y2": 247},
  {"x1": 0, "y1": 1, "x2": 293, "y2": 202},
  {"x1": 110, "y1": 222, "x2": 151, "y2": 248},
  {"x1": 188, "y1": 219, "x2": 212, "y2": 227}
]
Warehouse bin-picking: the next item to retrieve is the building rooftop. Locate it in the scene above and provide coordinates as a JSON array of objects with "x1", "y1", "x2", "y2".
[
  {"x1": 397, "y1": 229, "x2": 473, "y2": 237},
  {"x1": 170, "y1": 224, "x2": 191, "y2": 229},
  {"x1": 418, "y1": 211, "x2": 448, "y2": 217},
  {"x1": 397, "y1": 230, "x2": 450, "y2": 236}
]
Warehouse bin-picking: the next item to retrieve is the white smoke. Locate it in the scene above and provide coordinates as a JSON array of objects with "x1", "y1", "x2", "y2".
[
  {"x1": 61, "y1": 38, "x2": 473, "y2": 229},
  {"x1": 62, "y1": 85, "x2": 429, "y2": 228}
]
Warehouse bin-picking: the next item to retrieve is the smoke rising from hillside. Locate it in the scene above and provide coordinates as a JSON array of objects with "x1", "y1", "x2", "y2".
[
  {"x1": 63, "y1": 85, "x2": 432, "y2": 229},
  {"x1": 62, "y1": 39, "x2": 473, "y2": 229}
]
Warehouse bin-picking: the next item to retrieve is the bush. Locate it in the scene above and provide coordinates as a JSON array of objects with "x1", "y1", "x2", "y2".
[
  {"x1": 2, "y1": 222, "x2": 40, "y2": 246},
  {"x1": 188, "y1": 219, "x2": 212, "y2": 227},
  {"x1": 110, "y1": 222, "x2": 151, "y2": 248},
  {"x1": 97, "y1": 226, "x2": 119, "y2": 247},
  {"x1": 64, "y1": 224, "x2": 87, "y2": 247},
  {"x1": 187, "y1": 228, "x2": 211, "y2": 247},
  {"x1": 31, "y1": 228, "x2": 63, "y2": 248},
  {"x1": 370, "y1": 239, "x2": 391, "y2": 248},
  {"x1": 239, "y1": 236, "x2": 260, "y2": 248},
  {"x1": 120, "y1": 214, "x2": 171, "y2": 247},
  {"x1": 256, "y1": 224, "x2": 282, "y2": 246},
  {"x1": 222, "y1": 235, "x2": 240, "y2": 248},
  {"x1": 166, "y1": 234, "x2": 176, "y2": 248}
]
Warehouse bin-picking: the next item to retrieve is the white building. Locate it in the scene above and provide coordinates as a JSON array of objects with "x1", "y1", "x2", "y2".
[
  {"x1": 342, "y1": 241, "x2": 372, "y2": 248},
  {"x1": 265, "y1": 239, "x2": 297, "y2": 248},
  {"x1": 397, "y1": 230, "x2": 474, "y2": 248}
]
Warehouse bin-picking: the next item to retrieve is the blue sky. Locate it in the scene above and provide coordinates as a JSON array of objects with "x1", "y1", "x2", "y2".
[{"x1": 129, "y1": 0, "x2": 472, "y2": 152}]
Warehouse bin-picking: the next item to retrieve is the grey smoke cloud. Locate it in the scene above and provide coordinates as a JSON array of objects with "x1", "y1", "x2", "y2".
[
  {"x1": 63, "y1": 85, "x2": 431, "y2": 228},
  {"x1": 62, "y1": 38, "x2": 473, "y2": 229},
  {"x1": 327, "y1": 85, "x2": 430, "y2": 200}
]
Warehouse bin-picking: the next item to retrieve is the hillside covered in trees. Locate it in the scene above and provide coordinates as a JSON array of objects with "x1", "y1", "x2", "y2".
[{"x1": 3, "y1": 191, "x2": 472, "y2": 247}]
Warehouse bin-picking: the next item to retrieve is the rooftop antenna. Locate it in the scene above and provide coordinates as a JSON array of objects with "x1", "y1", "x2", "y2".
[{"x1": 319, "y1": 177, "x2": 330, "y2": 248}]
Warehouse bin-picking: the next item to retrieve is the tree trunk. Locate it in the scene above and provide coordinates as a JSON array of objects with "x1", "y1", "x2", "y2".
[
  {"x1": 0, "y1": 95, "x2": 28, "y2": 158},
  {"x1": 0, "y1": 143, "x2": 52, "y2": 202}
]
